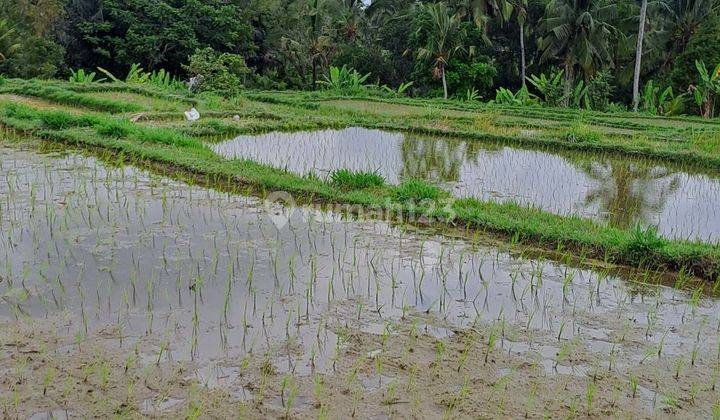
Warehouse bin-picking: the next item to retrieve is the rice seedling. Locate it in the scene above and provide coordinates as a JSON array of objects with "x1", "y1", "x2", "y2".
[{"x1": 586, "y1": 380, "x2": 597, "y2": 415}]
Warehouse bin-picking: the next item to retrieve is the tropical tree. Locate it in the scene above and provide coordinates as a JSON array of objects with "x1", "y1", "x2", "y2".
[
  {"x1": 416, "y1": 2, "x2": 470, "y2": 99},
  {"x1": 691, "y1": 60, "x2": 720, "y2": 118},
  {"x1": 632, "y1": 0, "x2": 648, "y2": 111},
  {"x1": 336, "y1": 0, "x2": 364, "y2": 42},
  {"x1": 507, "y1": 0, "x2": 529, "y2": 87},
  {"x1": 538, "y1": 0, "x2": 616, "y2": 105},
  {"x1": 660, "y1": 0, "x2": 716, "y2": 70},
  {"x1": 0, "y1": 18, "x2": 19, "y2": 62},
  {"x1": 273, "y1": 0, "x2": 338, "y2": 89}
]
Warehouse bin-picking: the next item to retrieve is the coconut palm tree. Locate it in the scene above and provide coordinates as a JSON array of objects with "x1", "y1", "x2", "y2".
[
  {"x1": 632, "y1": 0, "x2": 672, "y2": 112},
  {"x1": 538, "y1": 0, "x2": 616, "y2": 105},
  {"x1": 0, "y1": 18, "x2": 19, "y2": 62},
  {"x1": 416, "y1": 2, "x2": 470, "y2": 99},
  {"x1": 660, "y1": 0, "x2": 716, "y2": 70},
  {"x1": 632, "y1": 0, "x2": 648, "y2": 112},
  {"x1": 504, "y1": 0, "x2": 529, "y2": 87},
  {"x1": 336, "y1": 0, "x2": 364, "y2": 42}
]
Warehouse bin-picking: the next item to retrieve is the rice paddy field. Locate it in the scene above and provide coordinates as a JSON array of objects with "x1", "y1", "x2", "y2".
[{"x1": 2, "y1": 79, "x2": 720, "y2": 418}]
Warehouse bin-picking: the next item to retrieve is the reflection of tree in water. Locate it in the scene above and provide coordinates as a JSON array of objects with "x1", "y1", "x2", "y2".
[
  {"x1": 578, "y1": 159, "x2": 681, "y2": 229},
  {"x1": 399, "y1": 135, "x2": 499, "y2": 182}
]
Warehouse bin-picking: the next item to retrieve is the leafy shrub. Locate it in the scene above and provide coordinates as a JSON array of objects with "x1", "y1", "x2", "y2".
[
  {"x1": 691, "y1": 60, "x2": 720, "y2": 118},
  {"x1": 465, "y1": 87, "x2": 480, "y2": 101},
  {"x1": 570, "y1": 79, "x2": 590, "y2": 109},
  {"x1": 446, "y1": 58, "x2": 497, "y2": 99},
  {"x1": 605, "y1": 102, "x2": 627, "y2": 113},
  {"x1": 251, "y1": 70, "x2": 288, "y2": 90},
  {"x1": 394, "y1": 179, "x2": 442, "y2": 201},
  {"x1": 147, "y1": 69, "x2": 184, "y2": 90},
  {"x1": 183, "y1": 47, "x2": 250, "y2": 95},
  {"x1": 587, "y1": 70, "x2": 614, "y2": 111},
  {"x1": 330, "y1": 169, "x2": 385, "y2": 190},
  {"x1": 97, "y1": 64, "x2": 184, "y2": 91}
]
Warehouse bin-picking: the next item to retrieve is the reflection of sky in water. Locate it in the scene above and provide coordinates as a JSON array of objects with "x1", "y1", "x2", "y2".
[{"x1": 212, "y1": 127, "x2": 720, "y2": 241}]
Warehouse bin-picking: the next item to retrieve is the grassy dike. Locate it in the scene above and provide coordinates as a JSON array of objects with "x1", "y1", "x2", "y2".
[
  {"x1": 1, "y1": 100, "x2": 719, "y2": 282},
  {"x1": 4, "y1": 79, "x2": 720, "y2": 171}
]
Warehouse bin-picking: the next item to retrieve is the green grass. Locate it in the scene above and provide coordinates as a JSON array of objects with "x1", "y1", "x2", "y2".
[
  {"x1": 394, "y1": 179, "x2": 444, "y2": 202},
  {"x1": 330, "y1": 169, "x2": 385, "y2": 190},
  {"x1": 0, "y1": 80, "x2": 143, "y2": 113},
  {"x1": 563, "y1": 122, "x2": 602, "y2": 144}
]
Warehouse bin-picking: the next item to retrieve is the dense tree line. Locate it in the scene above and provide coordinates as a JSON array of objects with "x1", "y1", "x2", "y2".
[{"x1": 0, "y1": 0, "x2": 718, "y2": 113}]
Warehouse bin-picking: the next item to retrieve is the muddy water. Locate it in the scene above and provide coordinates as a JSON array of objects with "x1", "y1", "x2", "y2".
[
  {"x1": 2, "y1": 145, "x2": 720, "y2": 411},
  {"x1": 212, "y1": 127, "x2": 720, "y2": 241}
]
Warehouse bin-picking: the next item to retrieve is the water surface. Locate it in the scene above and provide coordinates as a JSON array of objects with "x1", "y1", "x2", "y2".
[
  {"x1": 212, "y1": 127, "x2": 720, "y2": 241},
  {"x1": 1, "y1": 144, "x2": 719, "y2": 410}
]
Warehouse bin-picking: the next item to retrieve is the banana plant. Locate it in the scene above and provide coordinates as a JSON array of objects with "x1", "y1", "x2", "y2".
[
  {"x1": 465, "y1": 87, "x2": 479, "y2": 101},
  {"x1": 68, "y1": 69, "x2": 105, "y2": 84},
  {"x1": 381, "y1": 81, "x2": 413, "y2": 97},
  {"x1": 571, "y1": 79, "x2": 590, "y2": 109},
  {"x1": 640, "y1": 81, "x2": 686, "y2": 116},
  {"x1": 318, "y1": 65, "x2": 373, "y2": 93},
  {"x1": 97, "y1": 64, "x2": 184, "y2": 90},
  {"x1": 526, "y1": 70, "x2": 565, "y2": 106},
  {"x1": 692, "y1": 60, "x2": 720, "y2": 118},
  {"x1": 492, "y1": 85, "x2": 536, "y2": 106}
]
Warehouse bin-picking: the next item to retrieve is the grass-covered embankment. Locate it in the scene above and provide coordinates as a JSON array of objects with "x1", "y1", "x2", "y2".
[
  {"x1": 1, "y1": 100, "x2": 719, "y2": 282},
  {"x1": 4, "y1": 79, "x2": 720, "y2": 172}
]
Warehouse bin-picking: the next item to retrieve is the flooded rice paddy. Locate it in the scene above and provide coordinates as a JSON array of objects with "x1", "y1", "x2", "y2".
[
  {"x1": 3, "y1": 143, "x2": 720, "y2": 416},
  {"x1": 212, "y1": 127, "x2": 720, "y2": 241}
]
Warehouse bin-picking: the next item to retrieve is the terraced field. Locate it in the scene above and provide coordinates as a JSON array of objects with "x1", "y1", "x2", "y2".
[{"x1": 1, "y1": 79, "x2": 720, "y2": 418}]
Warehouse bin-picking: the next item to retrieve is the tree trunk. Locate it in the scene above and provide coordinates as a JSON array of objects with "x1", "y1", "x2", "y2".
[
  {"x1": 563, "y1": 61, "x2": 573, "y2": 107},
  {"x1": 519, "y1": 24, "x2": 526, "y2": 87},
  {"x1": 442, "y1": 66, "x2": 448, "y2": 99},
  {"x1": 312, "y1": 59, "x2": 317, "y2": 90},
  {"x1": 632, "y1": 0, "x2": 648, "y2": 112}
]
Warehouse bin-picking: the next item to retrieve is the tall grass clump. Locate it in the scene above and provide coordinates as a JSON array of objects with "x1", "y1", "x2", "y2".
[
  {"x1": 40, "y1": 112, "x2": 75, "y2": 130},
  {"x1": 690, "y1": 130, "x2": 720, "y2": 155},
  {"x1": 623, "y1": 224, "x2": 667, "y2": 265},
  {"x1": 563, "y1": 122, "x2": 602, "y2": 143},
  {"x1": 394, "y1": 179, "x2": 442, "y2": 201},
  {"x1": 330, "y1": 169, "x2": 385, "y2": 190}
]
